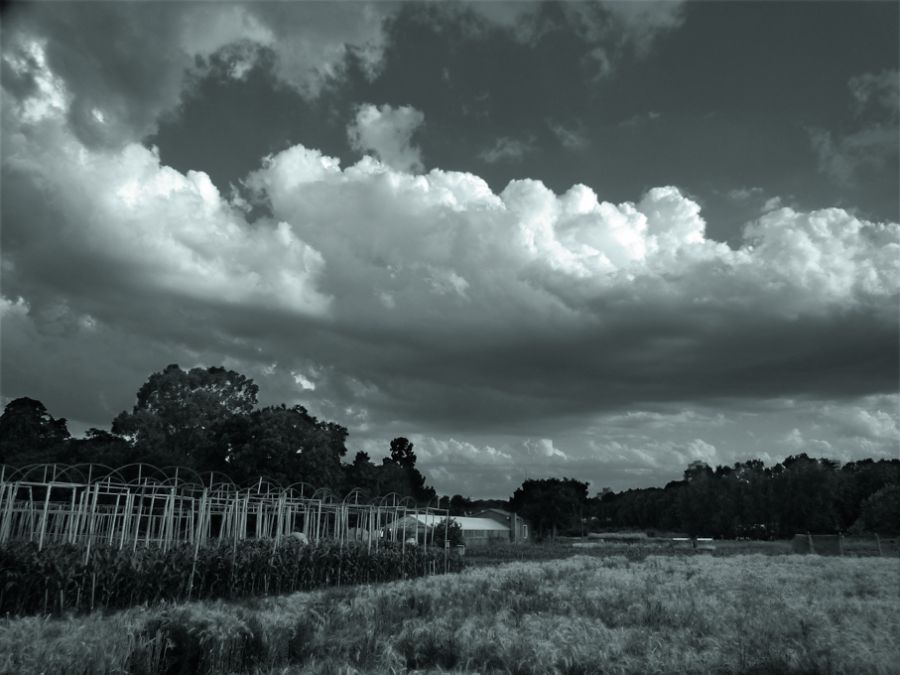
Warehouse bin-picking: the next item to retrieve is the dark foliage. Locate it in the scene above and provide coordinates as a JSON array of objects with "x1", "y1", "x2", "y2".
[
  {"x1": 510, "y1": 478, "x2": 589, "y2": 539},
  {"x1": 0, "y1": 539, "x2": 463, "y2": 617},
  {"x1": 591, "y1": 455, "x2": 900, "y2": 537}
]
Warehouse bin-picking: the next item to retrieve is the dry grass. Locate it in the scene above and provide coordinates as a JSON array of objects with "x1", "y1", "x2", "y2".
[{"x1": 2, "y1": 554, "x2": 898, "y2": 674}]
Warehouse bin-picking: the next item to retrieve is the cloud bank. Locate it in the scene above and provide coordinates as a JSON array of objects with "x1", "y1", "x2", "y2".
[{"x1": 2, "y1": 13, "x2": 897, "y2": 496}]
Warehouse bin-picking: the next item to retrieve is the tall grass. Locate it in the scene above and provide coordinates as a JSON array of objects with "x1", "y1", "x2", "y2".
[{"x1": 2, "y1": 554, "x2": 898, "y2": 674}]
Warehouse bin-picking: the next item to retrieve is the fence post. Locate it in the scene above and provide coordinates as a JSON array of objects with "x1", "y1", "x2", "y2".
[
  {"x1": 807, "y1": 533, "x2": 815, "y2": 555},
  {"x1": 875, "y1": 533, "x2": 883, "y2": 557}
]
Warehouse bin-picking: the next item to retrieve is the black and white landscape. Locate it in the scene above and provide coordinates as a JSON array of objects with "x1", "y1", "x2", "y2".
[{"x1": 1, "y1": 0, "x2": 897, "y2": 497}]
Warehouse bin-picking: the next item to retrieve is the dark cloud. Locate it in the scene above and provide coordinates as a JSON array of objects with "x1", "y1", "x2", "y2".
[{"x1": 2, "y1": 1, "x2": 897, "y2": 498}]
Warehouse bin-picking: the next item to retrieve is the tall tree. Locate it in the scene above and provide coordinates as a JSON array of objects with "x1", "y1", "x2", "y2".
[
  {"x1": 379, "y1": 437, "x2": 436, "y2": 503},
  {"x1": 510, "y1": 478, "x2": 589, "y2": 539},
  {"x1": 345, "y1": 451, "x2": 379, "y2": 496},
  {"x1": 112, "y1": 364, "x2": 258, "y2": 470},
  {"x1": 389, "y1": 437, "x2": 417, "y2": 469},
  {"x1": 0, "y1": 397, "x2": 70, "y2": 465},
  {"x1": 225, "y1": 404, "x2": 348, "y2": 490}
]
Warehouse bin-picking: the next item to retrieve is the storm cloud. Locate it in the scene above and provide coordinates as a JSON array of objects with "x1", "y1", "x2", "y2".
[{"x1": 2, "y1": 1, "x2": 897, "y2": 497}]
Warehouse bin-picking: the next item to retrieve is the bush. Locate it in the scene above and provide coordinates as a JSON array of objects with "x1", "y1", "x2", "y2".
[
  {"x1": 859, "y1": 484, "x2": 900, "y2": 534},
  {"x1": 431, "y1": 518, "x2": 464, "y2": 547}
]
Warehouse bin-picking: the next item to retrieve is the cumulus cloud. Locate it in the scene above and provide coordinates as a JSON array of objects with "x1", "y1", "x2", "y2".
[
  {"x1": 0, "y1": 2, "x2": 390, "y2": 148},
  {"x1": 2, "y1": 27, "x2": 898, "y2": 498},
  {"x1": 347, "y1": 103, "x2": 425, "y2": 172},
  {"x1": 2, "y1": 123, "x2": 329, "y2": 321},
  {"x1": 238, "y1": 141, "x2": 898, "y2": 434},
  {"x1": 4, "y1": 65, "x2": 898, "y2": 439}
]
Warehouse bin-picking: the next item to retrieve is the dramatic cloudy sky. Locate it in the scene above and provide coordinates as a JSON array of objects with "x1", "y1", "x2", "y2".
[{"x1": 2, "y1": 1, "x2": 898, "y2": 497}]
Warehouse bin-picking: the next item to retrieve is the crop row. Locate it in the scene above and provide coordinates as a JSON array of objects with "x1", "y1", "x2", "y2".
[{"x1": 0, "y1": 539, "x2": 462, "y2": 616}]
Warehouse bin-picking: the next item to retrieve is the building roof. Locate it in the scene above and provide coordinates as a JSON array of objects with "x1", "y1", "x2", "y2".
[
  {"x1": 471, "y1": 508, "x2": 516, "y2": 519},
  {"x1": 391, "y1": 514, "x2": 510, "y2": 532}
]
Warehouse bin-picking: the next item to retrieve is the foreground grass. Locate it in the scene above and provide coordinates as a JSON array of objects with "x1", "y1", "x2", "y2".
[
  {"x1": 461, "y1": 540, "x2": 795, "y2": 566},
  {"x1": 2, "y1": 554, "x2": 899, "y2": 674}
]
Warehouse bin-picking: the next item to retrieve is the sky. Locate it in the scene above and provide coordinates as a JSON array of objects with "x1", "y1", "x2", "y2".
[{"x1": 1, "y1": 0, "x2": 898, "y2": 498}]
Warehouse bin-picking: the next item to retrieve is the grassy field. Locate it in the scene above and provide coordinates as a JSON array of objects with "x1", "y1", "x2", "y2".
[
  {"x1": 2, "y1": 552, "x2": 899, "y2": 675},
  {"x1": 460, "y1": 540, "x2": 794, "y2": 566}
]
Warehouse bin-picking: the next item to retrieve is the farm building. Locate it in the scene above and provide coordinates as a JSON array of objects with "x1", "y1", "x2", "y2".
[
  {"x1": 388, "y1": 514, "x2": 512, "y2": 546},
  {"x1": 469, "y1": 508, "x2": 529, "y2": 542}
]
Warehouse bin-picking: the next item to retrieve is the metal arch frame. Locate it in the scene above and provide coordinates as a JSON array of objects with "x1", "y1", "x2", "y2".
[
  {"x1": 117, "y1": 463, "x2": 171, "y2": 486},
  {"x1": 198, "y1": 470, "x2": 238, "y2": 491},
  {"x1": 0, "y1": 462, "x2": 449, "y2": 551}
]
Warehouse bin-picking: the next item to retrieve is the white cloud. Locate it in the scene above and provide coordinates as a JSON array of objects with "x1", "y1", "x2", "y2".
[
  {"x1": 548, "y1": 120, "x2": 590, "y2": 151},
  {"x1": 479, "y1": 136, "x2": 536, "y2": 164},
  {"x1": 848, "y1": 69, "x2": 899, "y2": 120},
  {"x1": 1, "y1": 3, "x2": 391, "y2": 147},
  {"x1": 811, "y1": 69, "x2": 899, "y2": 187},
  {"x1": 727, "y1": 187, "x2": 764, "y2": 201},
  {"x1": 3, "y1": 114, "x2": 331, "y2": 320},
  {"x1": 2, "y1": 65, "x2": 898, "y2": 493},
  {"x1": 783, "y1": 428, "x2": 834, "y2": 454},
  {"x1": 347, "y1": 103, "x2": 425, "y2": 173},
  {"x1": 468, "y1": 1, "x2": 686, "y2": 78}
]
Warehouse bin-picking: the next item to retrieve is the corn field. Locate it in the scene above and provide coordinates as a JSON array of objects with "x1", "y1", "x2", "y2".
[
  {"x1": 0, "y1": 463, "x2": 460, "y2": 616},
  {"x1": 0, "y1": 463, "x2": 451, "y2": 552},
  {"x1": 0, "y1": 538, "x2": 462, "y2": 616}
]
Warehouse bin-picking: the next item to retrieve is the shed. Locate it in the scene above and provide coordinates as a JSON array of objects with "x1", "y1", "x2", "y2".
[
  {"x1": 469, "y1": 508, "x2": 529, "y2": 543},
  {"x1": 388, "y1": 514, "x2": 510, "y2": 546}
]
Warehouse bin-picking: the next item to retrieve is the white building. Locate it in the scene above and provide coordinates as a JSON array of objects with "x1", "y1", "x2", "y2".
[{"x1": 388, "y1": 514, "x2": 511, "y2": 546}]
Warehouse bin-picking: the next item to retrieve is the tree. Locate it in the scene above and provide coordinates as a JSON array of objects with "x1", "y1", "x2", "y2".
[
  {"x1": 63, "y1": 428, "x2": 135, "y2": 466},
  {"x1": 510, "y1": 478, "x2": 589, "y2": 539},
  {"x1": 389, "y1": 437, "x2": 417, "y2": 469},
  {"x1": 345, "y1": 451, "x2": 379, "y2": 496},
  {"x1": 0, "y1": 397, "x2": 70, "y2": 465},
  {"x1": 858, "y1": 484, "x2": 900, "y2": 534},
  {"x1": 433, "y1": 518, "x2": 464, "y2": 546},
  {"x1": 112, "y1": 364, "x2": 259, "y2": 470},
  {"x1": 380, "y1": 437, "x2": 436, "y2": 503},
  {"x1": 770, "y1": 454, "x2": 839, "y2": 535},
  {"x1": 226, "y1": 404, "x2": 348, "y2": 490},
  {"x1": 449, "y1": 494, "x2": 472, "y2": 515}
]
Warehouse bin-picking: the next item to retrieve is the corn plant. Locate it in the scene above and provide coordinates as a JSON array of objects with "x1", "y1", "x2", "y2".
[{"x1": 0, "y1": 539, "x2": 463, "y2": 616}]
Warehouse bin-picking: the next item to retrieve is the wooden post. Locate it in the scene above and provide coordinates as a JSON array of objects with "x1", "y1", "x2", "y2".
[
  {"x1": 145, "y1": 492, "x2": 158, "y2": 546},
  {"x1": 67, "y1": 488, "x2": 77, "y2": 545},
  {"x1": 875, "y1": 533, "x2": 883, "y2": 556},
  {"x1": 108, "y1": 493, "x2": 122, "y2": 545},
  {"x1": 119, "y1": 491, "x2": 133, "y2": 550},
  {"x1": 84, "y1": 483, "x2": 100, "y2": 565},
  {"x1": 807, "y1": 533, "x2": 815, "y2": 555},
  {"x1": 0, "y1": 482, "x2": 17, "y2": 543},
  {"x1": 132, "y1": 488, "x2": 145, "y2": 552},
  {"x1": 38, "y1": 483, "x2": 52, "y2": 551}
]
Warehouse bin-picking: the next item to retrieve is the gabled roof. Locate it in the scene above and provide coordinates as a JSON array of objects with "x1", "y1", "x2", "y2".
[{"x1": 471, "y1": 508, "x2": 513, "y2": 518}]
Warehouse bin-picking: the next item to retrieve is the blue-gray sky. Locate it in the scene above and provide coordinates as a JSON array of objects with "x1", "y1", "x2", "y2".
[{"x1": 1, "y1": 1, "x2": 898, "y2": 497}]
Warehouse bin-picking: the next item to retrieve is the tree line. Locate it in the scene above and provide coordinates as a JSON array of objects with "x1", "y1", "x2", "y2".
[
  {"x1": 1, "y1": 363, "x2": 897, "y2": 537},
  {"x1": 0, "y1": 364, "x2": 435, "y2": 503},
  {"x1": 592, "y1": 456, "x2": 900, "y2": 538}
]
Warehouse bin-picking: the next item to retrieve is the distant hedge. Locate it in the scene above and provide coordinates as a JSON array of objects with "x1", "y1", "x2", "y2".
[{"x1": 0, "y1": 539, "x2": 462, "y2": 616}]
